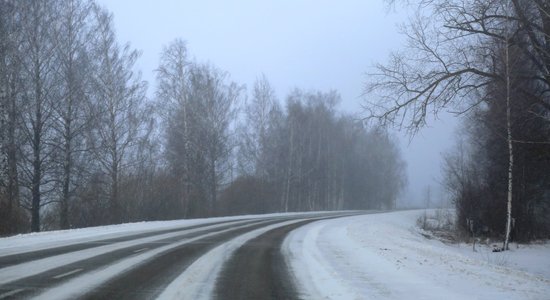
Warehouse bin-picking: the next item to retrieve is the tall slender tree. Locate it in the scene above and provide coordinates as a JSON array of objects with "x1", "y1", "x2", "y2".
[
  {"x1": 156, "y1": 39, "x2": 192, "y2": 217},
  {"x1": 90, "y1": 4, "x2": 147, "y2": 223},
  {"x1": 53, "y1": 0, "x2": 95, "y2": 229},
  {"x1": 368, "y1": 0, "x2": 550, "y2": 247},
  {"x1": 18, "y1": 1, "x2": 60, "y2": 232},
  {"x1": 237, "y1": 74, "x2": 278, "y2": 177},
  {"x1": 0, "y1": 0, "x2": 23, "y2": 234}
]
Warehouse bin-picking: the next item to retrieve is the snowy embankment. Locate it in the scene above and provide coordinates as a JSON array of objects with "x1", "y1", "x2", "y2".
[
  {"x1": 283, "y1": 210, "x2": 550, "y2": 300},
  {"x1": 0, "y1": 211, "x2": 321, "y2": 256},
  {"x1": 0, "y1": 211, "x2": 336, "y2": 299}
]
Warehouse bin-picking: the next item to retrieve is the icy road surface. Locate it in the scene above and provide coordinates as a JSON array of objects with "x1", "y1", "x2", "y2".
[
  {"x1": 0, "y1": 210, "x2": 548, "y2": 299},
  {"x1": 0, "y1": 212, "x2": 354, "y2": 299}
]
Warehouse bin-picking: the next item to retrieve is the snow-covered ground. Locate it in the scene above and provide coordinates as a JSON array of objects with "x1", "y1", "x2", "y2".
[
  {"x1": 0, "y1": 211, "x2": 338, "y2": 299},
  {"x1": 2, "y1": 210, "x2": 548, "y2": 299},
  {"x1": 0, "y1": 211, "x2": 331, "y2": 256},
  {"x1": 0, "y1": 218, "x2": 219, "y2": 256},
  {"x1": 283, "y1": 210, "x2": 550, "y2": 300}
]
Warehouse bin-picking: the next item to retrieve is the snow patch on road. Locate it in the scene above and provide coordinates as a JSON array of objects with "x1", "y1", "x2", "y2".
[
  {"x1": 32, "y1": 220, "x2": 271, "y2": 300},
  {"x1": 283, "y1": 210, "x2": 550, "y2": 300},
  {"x1": 0, "y1": 211, "x2": 336, "y2": 256},
  {"x1": 0, "y1": 220, "x2": 248, "y2": 286},
  {"x1": 0, "y1": 219, "x2": 221, "y2": 257},
  {"x1": 157, "y1": 219, "x2": 311, "y2": 300}
]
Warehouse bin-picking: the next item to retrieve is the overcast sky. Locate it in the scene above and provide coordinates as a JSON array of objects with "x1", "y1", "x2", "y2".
[{"x1": 95, "y1": 0, "x2": 459, "y2": 207}]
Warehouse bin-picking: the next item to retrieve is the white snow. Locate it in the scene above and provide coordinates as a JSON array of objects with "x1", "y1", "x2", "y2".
[
  {"x1": 157, "y1": 218, "x2": 320, "y2": 300},
  {"x1": 0, "y1": 219, "x2": 249, "y2": 286},
  {"x1": 0, "y1": 211, "x2": 334, "y2": 257},
  {"x1": 283, "y1": 210, "x2": 550, "y2": 300},
  {"x1": 3, "y1": 210, "x2": 548, "y2": 299},
  {"x1": 0, "y1": 211, "x2": 336, "y2": 299},
  {"x1": 32, "y1": 220, "x2": 274, "y2": 300},
  {"x1": 0, "y1": 218, "x2": 223, "y2": 256}
]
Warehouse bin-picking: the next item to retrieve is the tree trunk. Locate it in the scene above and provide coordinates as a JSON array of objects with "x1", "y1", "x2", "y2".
[
  {"x1": 504, "y1": 93, "x2": 514, "y2": 250},
  {"x1": 111, "y1": 161, "x2": 119, "y2": 224},
  {"x1": 60, "y1": 123, "x2": 72, "y2": 229},
  {"x1": 31, "y1": 127, "x2": 41, "y2": 232},
  {"x1": 503, "y1": 31, "x2": 513, "y2": 250},
  {"x1": 31, "y1": 68, "x2": 42, "y2": 233},
  {"x1": 6, "y1": 86, "x2": 20, "y2": 233},
  {"x1": 209, "y1": 157, "x2": 217, "y2": 216},
  {"x1": 283, "y1": 125, "x2": 294, "y2": 212}
]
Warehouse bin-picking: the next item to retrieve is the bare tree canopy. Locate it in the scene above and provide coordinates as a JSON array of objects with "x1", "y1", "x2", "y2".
[
  {"x1": 0, "y1": 0, "x2": 407, "y2": 234},
  {"x1": 365, "y1": 0, "x2": 550, "y2": 133},
  {"x1": 375, "y1": 0, "x2": 550, "y2": 247}
]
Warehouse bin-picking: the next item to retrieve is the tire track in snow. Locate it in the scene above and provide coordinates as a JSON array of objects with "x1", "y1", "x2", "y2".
[
  {"x1": 213, "y1": 220, "x2": 312, "y2": 300},
  {"x1": 78, "y1": 219, "x2": 289, "y2": 299},
  {"x1": 1, "y1": 219, "x2": 262, "y2": 299},
  {"x1": 0, "y1": 212, "x2": 356, "y2": 299},
  {"x1": 156, "y1": 213, "x2": 358, "y2": 300},
  {"x1": 28, "y1": 219, "x2": 279, "y2": 300},
  {"x1": 0, "y1": 219, "x2": 241, "y2": 267},
  {"x1": 0, "y1": 219, "x2": 256, "y2": 287}
]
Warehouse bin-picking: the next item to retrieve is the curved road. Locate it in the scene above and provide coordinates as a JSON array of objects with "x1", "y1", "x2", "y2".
[{"x1": 0, "y1": 212, "x2": 362, "y2": 299}]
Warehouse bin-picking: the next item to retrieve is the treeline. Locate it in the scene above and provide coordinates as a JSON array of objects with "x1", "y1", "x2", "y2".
[
  {"x1": 0, "y1": 0, "x2": 405, "y2": 234},
  {"x1": 0, "y1": 0, "x2": 152, "y2": 233},
  {"x1": 438, "y1": 1, "x2": 550, "y2": 241},
  {"x1": 367, "y1": 0, "x2": 550, "y2": 244},
  {"x1": 225, "y1": 83, "x2": 406, "y2": 215}
]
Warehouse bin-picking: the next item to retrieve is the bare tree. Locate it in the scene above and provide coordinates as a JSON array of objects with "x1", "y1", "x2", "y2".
[
  {"x1": 161, "y1": 54, "x2": 241, "y2": 217},
  {"x1": 366, "y1": 0, "x2": 550, "y2": 129},
  {"x1": 237, "y1": 74, "x2": 278, "y2": 177},
  {"x1": 186, "y1": 64, "x2": 241, "y2": 215},
  {"x1": 502, "y1": 0, "x2": 514, "y2": 250},
  {"x1": 367, "y1": 0, "x2": 548, "y2": 248},
  {"x1": 271, "y1": 89, "x2": 407, "y2": 212},
  {"x1": 17, "y1": 1, "x2": 61, "y2": 232},
  {"x1": 156, "y1": 39, "x2": 192, "y2": 217},
  {"x1": 53, "y1": 0, "x2": 95, "y2": 229},
  {"x1": 0, "y1": 0, "x2": 24, "y2": 234},
  {"x1": 90, "y1": 4, "x2": 147, "y2": 223}
]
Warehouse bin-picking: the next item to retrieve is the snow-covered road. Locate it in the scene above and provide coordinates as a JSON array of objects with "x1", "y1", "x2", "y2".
[
  {"x1": 0, "y1": 211, "x2": 350, "y2": 299},
  {"x1": 283, "y1": 210, "x2": 550, "y2": 300},
  {"x1": 0, "y1": 210, "x2": 548, "y2": 299}
]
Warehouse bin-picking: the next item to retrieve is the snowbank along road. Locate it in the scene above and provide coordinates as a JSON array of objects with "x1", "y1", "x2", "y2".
[
  {"x1": 1, "y1": 210, "x2": 549, "y2": 299},
  {"x1": 284, "y1": 210, "x2": 550, "y2": 300},
  {"x1": 0, "y1": 211, "x2": 361, "y2": 299}
]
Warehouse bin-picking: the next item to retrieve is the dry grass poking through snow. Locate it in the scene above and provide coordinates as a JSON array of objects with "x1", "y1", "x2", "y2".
[{"x1": 416, "y1": 209, "x2": 458, "y2": 243}]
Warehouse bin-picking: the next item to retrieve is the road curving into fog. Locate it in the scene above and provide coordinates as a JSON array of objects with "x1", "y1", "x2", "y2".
[{"x1": 0, "y1": 211, "x2": 363, "y2": 300}]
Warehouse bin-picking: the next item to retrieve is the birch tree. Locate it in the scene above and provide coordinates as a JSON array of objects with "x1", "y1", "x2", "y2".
[
  {"x1": 17, "y1": 1, "x2": 60, "y2": 232},
  {"x1": 162, "y1": 56, "x2": 241, "y2": 217},
  {"x1": 221, "y1": 88, "x2": 406, "y2": 215},
  {"x1": 156, "y1": 39, "x2": 192, "y2": 217},
  {"x1": 90, "y1": 4, "x2": 147, "y2": 223},
  {"x1": 0, "y1": 0, "x2": 23, "y2": 233},
  {"x1": 502, "y1": 0, "x2": 514, "y2": 250},
  {"x1": 53, "y1": 0, "x2": 95, "y2": 229},
  {"x1": 368, "y1": 0, "x2": 549, "y2": 248},
  {"x1": 185, "y1": 64, "x2": 241, "y2": 215},
  {"x1": 237, "y1": 74, "x2": 278, "y2": 177}
]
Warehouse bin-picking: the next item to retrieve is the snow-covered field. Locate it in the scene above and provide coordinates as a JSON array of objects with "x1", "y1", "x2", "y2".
[{"x1": 283, "y1": 210, "x2": 550, "y2": 300}]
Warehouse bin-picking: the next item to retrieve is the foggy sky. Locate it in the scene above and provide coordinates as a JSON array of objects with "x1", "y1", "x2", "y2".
[{"x1": 95, "y1": 0, "x2": 459, "y2": 207}]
